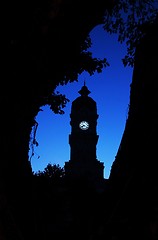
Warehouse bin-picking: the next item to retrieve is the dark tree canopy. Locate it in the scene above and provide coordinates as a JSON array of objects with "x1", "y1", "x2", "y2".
[
  {"x1": 103, "y1": 0, "x2": 158, "y2": 66},
  {"x1": 34, "y1": 163, "x2": 65, "y2": 179},
  {"x1": 5, "y1": 0, "x2": 157, "y2": 121}
]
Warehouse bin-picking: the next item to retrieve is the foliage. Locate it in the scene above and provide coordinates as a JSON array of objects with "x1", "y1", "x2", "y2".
[
  {"x1": 44, "y1": 91, "x2": 70, "y2": 115},
  {"x1": 29, "y1": 119, "x2": 39, "y2": 162},
  {"x1": 103, "y1": 0, "x2": 158, "y2": 66},
  {"x1": 34, "y1": 163, "x2": 65, "y2": 180}
]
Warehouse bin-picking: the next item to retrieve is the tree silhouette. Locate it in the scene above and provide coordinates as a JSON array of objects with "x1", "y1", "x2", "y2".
[
  {"x1": 103, "y1": 0, "x2": 158, "y2": 66},
  {"x1": 34, "y1": 163, "x2": 65, "y2": 179}
]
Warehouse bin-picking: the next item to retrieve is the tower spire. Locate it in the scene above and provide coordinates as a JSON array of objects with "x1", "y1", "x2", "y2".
[{"x1": 78, "y1": 81, "x2": 91, "y2": 96}]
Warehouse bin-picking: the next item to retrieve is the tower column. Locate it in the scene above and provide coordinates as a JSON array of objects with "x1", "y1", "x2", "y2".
[{"x1": 64, "y1": 84, "x2": 104, "y2": 184}]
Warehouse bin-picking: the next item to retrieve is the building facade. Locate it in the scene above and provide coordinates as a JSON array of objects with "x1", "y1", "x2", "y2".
[{"x1": 65, "y1": 84, "x2": 104, "y2": 185}]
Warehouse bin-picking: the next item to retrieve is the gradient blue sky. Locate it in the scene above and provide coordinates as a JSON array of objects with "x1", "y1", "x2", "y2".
[{"x1": 30, "y1": 24, "x2": 133, "y2": 179}]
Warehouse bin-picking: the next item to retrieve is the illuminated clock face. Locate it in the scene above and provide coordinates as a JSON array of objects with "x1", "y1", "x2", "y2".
[{"x1": 79, "y1": 121, "x2": 89, "y2": 130}]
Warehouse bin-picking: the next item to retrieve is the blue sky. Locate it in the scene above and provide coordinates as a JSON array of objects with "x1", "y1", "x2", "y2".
[{"x1": 30, "y1": 24, "x2": 133, "y2": 179}]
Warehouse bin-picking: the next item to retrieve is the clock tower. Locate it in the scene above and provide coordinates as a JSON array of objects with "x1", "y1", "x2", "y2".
[{"x1": 64, "y1": 83, "x2": 104, "y2": 184}]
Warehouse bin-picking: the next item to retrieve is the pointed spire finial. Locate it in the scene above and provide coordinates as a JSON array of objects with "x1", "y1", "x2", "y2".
[{"x1": 78, "y1": 80, "x2": 91, "y2": 96}]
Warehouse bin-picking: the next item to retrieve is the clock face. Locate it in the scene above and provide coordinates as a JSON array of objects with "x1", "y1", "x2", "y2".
[{"x1": 79, "y1": 121, "x2": 89, "y2": 130}]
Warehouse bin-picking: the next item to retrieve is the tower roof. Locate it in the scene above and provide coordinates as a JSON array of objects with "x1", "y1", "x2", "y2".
[
  {"x1": 78, "y1": 82, "x2": 91, "y2": 96},
  {"x1": 72, "y1": 82, "x2": 96, "y2": 112}
]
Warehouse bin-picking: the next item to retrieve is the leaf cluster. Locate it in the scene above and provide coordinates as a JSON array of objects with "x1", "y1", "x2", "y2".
[
  {"x1": 43, "y1": 91, "x2": 70, "y2": 115},
  {"x1": 103, "y1": 0, "x2": 158, "y2": 66},
  {"x1": 39, "y1": 35, "x2": 109, "y2": 116},
  {"x1": 34, "y1": 163, "x2": 65, "y2": 180}
]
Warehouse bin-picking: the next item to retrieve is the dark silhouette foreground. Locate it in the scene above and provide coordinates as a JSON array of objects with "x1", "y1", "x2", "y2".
[{"x1": 1, "y1": 1, "x2": 158, "y2": 240}]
